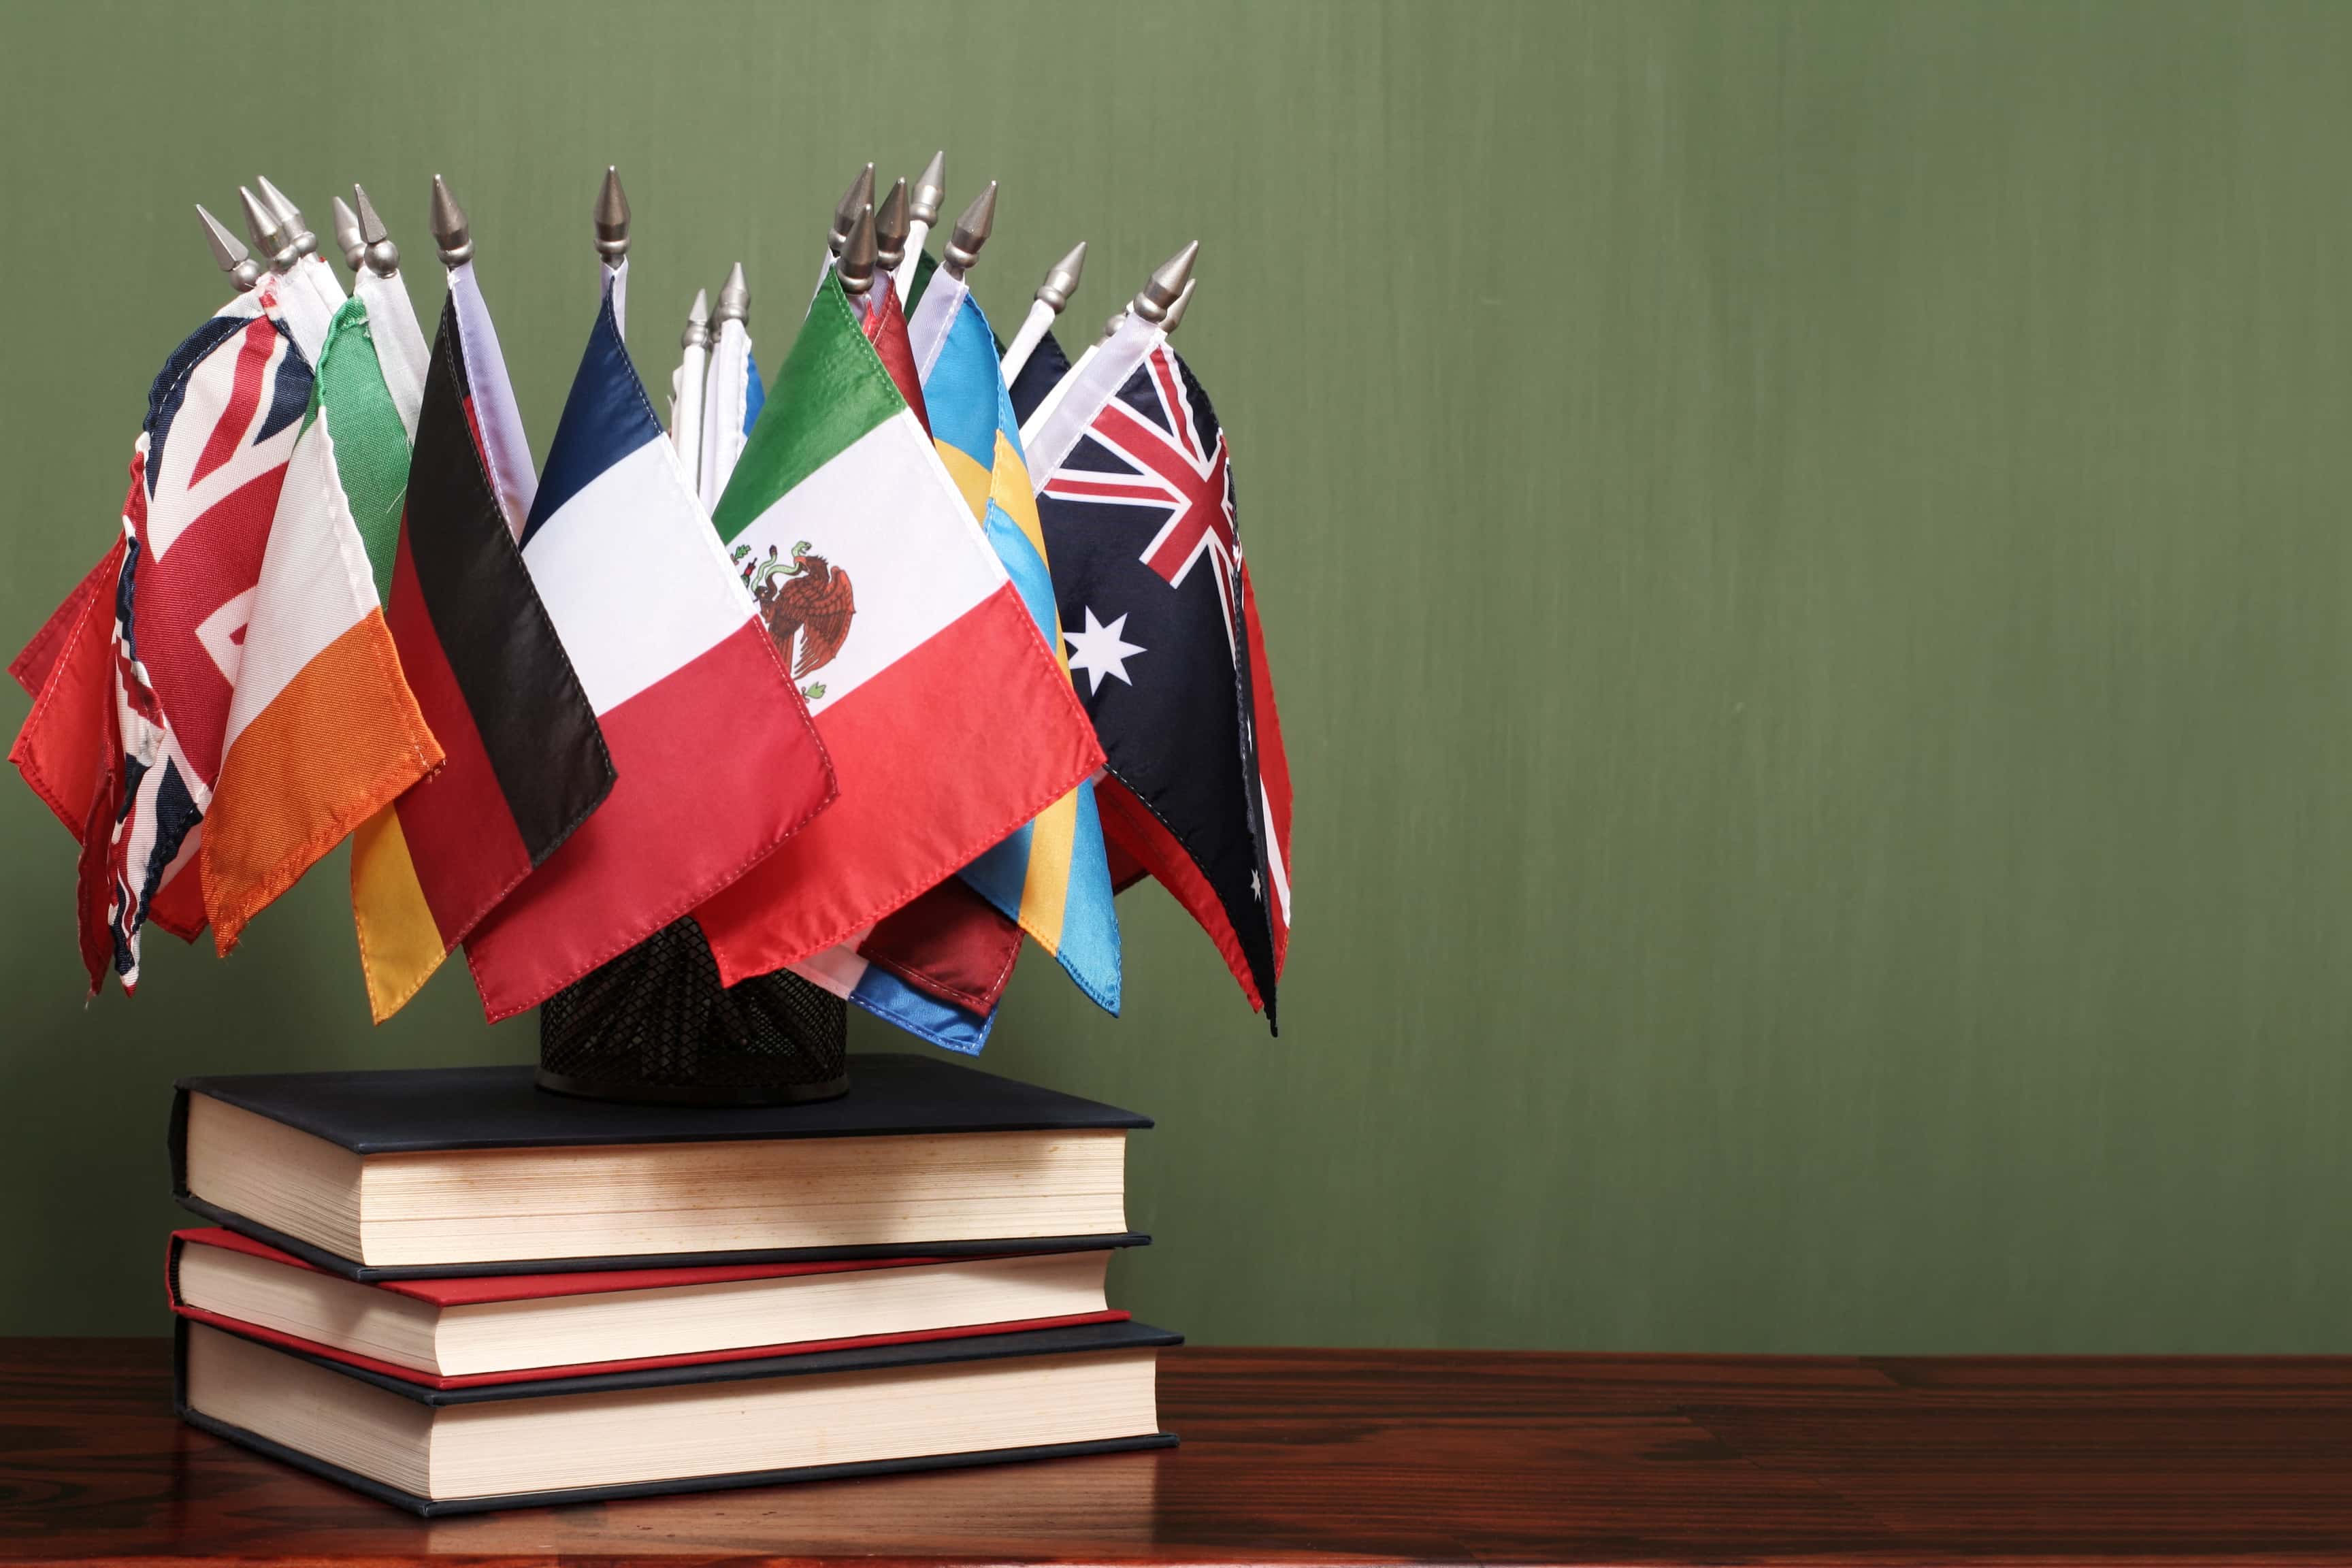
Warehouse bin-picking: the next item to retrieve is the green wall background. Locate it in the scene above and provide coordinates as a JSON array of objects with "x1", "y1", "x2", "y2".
[{"x1": 5, "y1": 0, "x2": 2352, "y2": 1350}]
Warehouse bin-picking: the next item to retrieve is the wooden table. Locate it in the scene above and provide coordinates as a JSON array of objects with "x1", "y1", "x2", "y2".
[{"x1": 4, "y1": 1339, "x2": 2352, "y2": 1564}]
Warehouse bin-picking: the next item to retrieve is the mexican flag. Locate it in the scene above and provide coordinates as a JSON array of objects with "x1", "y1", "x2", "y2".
[{"x1": 693, "y1": 274, "x2": 1103, "y2": 983}]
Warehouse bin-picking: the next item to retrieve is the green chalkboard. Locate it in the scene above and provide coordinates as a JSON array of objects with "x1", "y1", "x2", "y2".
[{"x1": 3, "y1": 0, "x2": 2351, "y2": 1350}]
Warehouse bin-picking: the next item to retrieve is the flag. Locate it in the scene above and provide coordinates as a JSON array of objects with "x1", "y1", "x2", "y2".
[
  {"x1": 461, "y1": 263, "x2": 836, "y2": 1023},
  {"x1": 348, "y1": 271, "x2": 612, "y2": 1022},
  {"x1": 691, "y1": 271, "x2": 1103, "y2": 985},
  {"x1": 92, "y1": 285, "x2": 314, "y2": 990},
  {"x1": 789, "y1": 878, "x2": 1024, "y2": 1054},
  {"x1": 201, "y1": 299, "x2": 442, "y2": 951},
  {"x1": 920, "y1": 283, "x2": 1120, "y2": 1014},
  {"x1": 1032, "y1": 314, "x2": 1295, "y2": 1026}
]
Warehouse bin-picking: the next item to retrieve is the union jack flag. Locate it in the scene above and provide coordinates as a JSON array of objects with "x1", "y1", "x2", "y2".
[{"x1": 101, "y1": 290, "x2": 311, "y2": 988}]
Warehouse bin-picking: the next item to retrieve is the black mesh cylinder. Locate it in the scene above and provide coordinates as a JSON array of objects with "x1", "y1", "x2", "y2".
[{"x1": 538, "y1": 916, "x2": 849, "y2": 1105}]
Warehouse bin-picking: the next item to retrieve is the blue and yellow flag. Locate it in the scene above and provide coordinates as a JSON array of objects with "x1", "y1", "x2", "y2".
[{"x1": 923, "y1": 291, "x2": 1122, "y2": 1014}]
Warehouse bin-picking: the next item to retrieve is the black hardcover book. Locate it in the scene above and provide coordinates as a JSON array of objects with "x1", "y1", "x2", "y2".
[
  {"x1": 173, "y1": 1054, "x2": 1150, "y2": 1279},
  {"x1": 176, "y1": 1316, "x2": 1182, "y2": 1516}
]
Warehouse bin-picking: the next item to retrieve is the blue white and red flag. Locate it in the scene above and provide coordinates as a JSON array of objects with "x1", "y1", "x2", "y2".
[{"x1": 1028, "y1": 321, "x2": 1294, "y2": 1028}]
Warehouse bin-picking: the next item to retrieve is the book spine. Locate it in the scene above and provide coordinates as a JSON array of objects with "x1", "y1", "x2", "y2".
[{"x1": 166, "y1": 1087, "x2": 192, "y2": 1203}]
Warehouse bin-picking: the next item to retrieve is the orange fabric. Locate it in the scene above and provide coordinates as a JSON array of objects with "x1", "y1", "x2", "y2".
[{"x1": 201, "y1": 610, "x2": 441, "y2": 953}]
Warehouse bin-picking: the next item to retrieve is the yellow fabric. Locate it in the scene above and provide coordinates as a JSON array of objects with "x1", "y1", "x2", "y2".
[
  {"x1": 350, "y1": 803, "x2": 448, "y2": 1022},
  {"x1": 936, "y1": 441, "x2": 992, "y2": 524}
]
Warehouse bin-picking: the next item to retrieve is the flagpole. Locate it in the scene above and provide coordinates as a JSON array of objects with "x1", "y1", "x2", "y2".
[
  {"x1": 874, "y1": 178, "x2": 910, "y2": 282},
  {"x1": 331, "y1": 197, "x2": 366, "y2": 275},
  {"x1": 1000, "y1": 242, "x2": 1086, "y2": 385},
  {"x1": 256, "y1": 176, "x2": 349, "y2": 314},
  {"x1": 892, "y1": 150, "x2": 945, "y2": 303},
  {"x1": 822, "y1": 163, "x2": 875, "y2": 278},
  {"x1": 906, "y1": 182, "x2": 996, "y2": 370},
  {"x1": 700, "y1": 262, "x2": 753, "y2": 508},
  {"x1": 837, "y1": 201, "x2": 879, "y2": 299},
  {"x1": 1021, "y1": 242, "x2": 1194, "y2": 455},
  {"x1": 348, "y1": 184, "x2": 431, "y2": 440},
  {"x1": 238, "y1": 186, "x2": 334, "y2": 362},
  {"x1": 672, "y1": 289, "x2": 710, "y2": 463},
  {"x1": 431, "y1": 174, "x2": 538, "y2": 534},
  {"x1": 594, "y1": 167, "x2": 630, "y2": 336},
  {"x1": 195, "y1": 204, "x2": 262, "y2": 294}
]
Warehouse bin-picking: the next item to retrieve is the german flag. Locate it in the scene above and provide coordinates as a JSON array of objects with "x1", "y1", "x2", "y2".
[{"x1": 350, "y1": 284, "x2": 612, "y2": 1021}]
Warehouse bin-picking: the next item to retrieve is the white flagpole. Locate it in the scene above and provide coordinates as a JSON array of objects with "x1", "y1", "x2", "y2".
[
  {"x1": 893, "y1": 150, "x2": 945, "y2": 304},
  {"x1": 593, "y1": 167, "x2": 632, "y2": 336},
  {"x1": 1023, "y1": 242, "x2": 1197, "y2": 487},
  {"x1": 343, "y1": 185, "x2": 431, "y2": 440},
  {"x1": 700, "y1": 263, "x2": 752, "y2": 508},
  {"x1": 238, "y1": 186, "x2": 333, "y2": 363},
  {"x1": 671, "y1": 289, "x2": 710, "y2": 464},
  {"x1": 1000, "y1": 241, "x2": 1087, "y2": 386},
  {"x1": 905, "y1": 181, "x2": 996, "y2": 379}
]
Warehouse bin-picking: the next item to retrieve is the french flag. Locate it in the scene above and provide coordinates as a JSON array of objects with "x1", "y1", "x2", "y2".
[{"x1": 462, "y1": 265, "x2": 836, "y2": 1022}]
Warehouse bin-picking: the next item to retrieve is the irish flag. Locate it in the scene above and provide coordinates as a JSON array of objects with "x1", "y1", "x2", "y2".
[
  {"x1": 204, "y1": 299, "x2": 442, "y2": 950},
  {"x1": 693, "y1": 273, "x2": 1103, "y2": 983}
]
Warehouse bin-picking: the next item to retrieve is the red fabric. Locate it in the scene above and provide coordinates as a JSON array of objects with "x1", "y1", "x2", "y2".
[
  {"x1": 174, "y1": 1228, "x2": 982, "y2": 1305},
  {"x1": 74, "y1": 713, "x2": 122, "y2": 996},
  {"x1": 11, "y1": 548, "x2": 115, "y2": 700},
  {"x1": 10, "y1": 537, "x2": 124, "y2": 840},
  {"x1": 862, "y1": 877, "x2": 1025, "y2": 1014},
  {"x1": 862, "y1": 288, "x2": 930, "y2": 437},
  {"x1": 1105, "y1": 835, "x2": 1149, "y2": 894},
  {"x1": 698, "y1": 583, "x2": 1102, "y2": 985},
  {"x1": 464, "y1": 618, "x2": 836, "y2": 1022},
  {"x1": 147, "y1": 865, "x2": 207, "y2": 942},
  {"x1": 167, "y1": 1302, "x2": 1127, "y2": 1390},
  {"x1": 380, "y1": 527, "x2": 534, "y2": 951},
  {"x1": 1096, "y1": 772, "x2": 1264, "y2": 1012},
  {"x1": 1241, "y1": 566, "x2": 1293, "y2": 975}
]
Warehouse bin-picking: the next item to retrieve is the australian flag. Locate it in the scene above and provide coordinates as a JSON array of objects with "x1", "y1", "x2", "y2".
[{"x1": 1022, "y1": 331, "x2": 1295, "y2": 1028}]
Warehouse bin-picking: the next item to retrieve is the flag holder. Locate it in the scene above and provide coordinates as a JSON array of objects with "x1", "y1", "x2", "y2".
[{"x1": 536, "y1": 917, "x2": 849, "y2": 1106}]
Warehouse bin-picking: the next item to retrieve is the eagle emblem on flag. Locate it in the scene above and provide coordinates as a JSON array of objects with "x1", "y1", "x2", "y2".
[{"x1": 737, "y1": 540, "x2": 855, "y2": 698}]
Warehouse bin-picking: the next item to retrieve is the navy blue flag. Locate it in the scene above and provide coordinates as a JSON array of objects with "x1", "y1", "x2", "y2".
[{"x1": 1030, "y1": 335, "x2": 1294, "y2": 1028}]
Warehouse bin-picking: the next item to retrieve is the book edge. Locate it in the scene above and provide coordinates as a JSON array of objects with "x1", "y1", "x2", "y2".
[{"x1": 178, "y1": 1401, "x2": 1178, "y2": 1516}]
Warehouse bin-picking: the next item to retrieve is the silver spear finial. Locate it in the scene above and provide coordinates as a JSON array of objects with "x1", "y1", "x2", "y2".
[
  {"x1": 350, "y1": 183, "x2": 401, "y2": 277},
  {"x1": 197, "y1": 204, "x2": 263, "y2": 292},
  {"x1": 256, "y1": 176, "x2": 318, "y2": 260},
  {"x1": 908, "y1": 150, "x2": 946, "y2": 227},
  {"x1": 1160, "y1": 276, "x2": 1196, "y2": 333},
  {"x1": 838, "y1": 203, "x2": 878, "y2": 296},
  {"x1": 240, "y1": 186, "x2": 298, "y2": 273},
  {"x1": 715, "y1": 261, "x2": 749, "y2": 327},
  {"x1": 681, "y1": 287, "x2": 712, "y2": 350},
  {"x1": 874, "y1": 178, "x2": 910, "y2": 273},
  {"x1": 941, "y1": 180, "x2": 997, "y2": 278},
  {"x1": 330, "y1": 196, "x2": 365, "y2": 273},
  {"x1": 829, "y1": 163, "x2": 875, "y2": 257},
  {"x1": 1131, "y1": 240, "x2": 1197, "y2": 323},
  {"x1": 594, "y1": 166, "x2": 630, "y2": 261},
  {"x1": 1036, "y1": 241, "x2": 1087, "y2": 312},
  {"x1": 428, "y1": 174, "x2": 472, "y2": 267}
]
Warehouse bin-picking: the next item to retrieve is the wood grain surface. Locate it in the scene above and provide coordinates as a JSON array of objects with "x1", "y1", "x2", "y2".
[
  {"x1": 6, "y1": 1338, "x2": 2352, "y2": 1564},
  {"x1": 9, "y1": 1, "x2": 2352, "y2": 1356}
]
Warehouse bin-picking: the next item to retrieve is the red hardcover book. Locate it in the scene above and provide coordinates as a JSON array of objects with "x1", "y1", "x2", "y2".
[{"x1": 166, "y1": 1228, "x2": 1125, "y2": 1390}]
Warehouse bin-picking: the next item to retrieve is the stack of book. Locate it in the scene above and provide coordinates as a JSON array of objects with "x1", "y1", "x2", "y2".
[{"x1": 164, "y1": 1053, "x2": 1177, "y2": 1515}]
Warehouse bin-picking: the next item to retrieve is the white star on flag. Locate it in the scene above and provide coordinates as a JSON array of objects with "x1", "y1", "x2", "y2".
[{"x1": 1064, "y1": 606, "x2": 1146, "y2": 694}]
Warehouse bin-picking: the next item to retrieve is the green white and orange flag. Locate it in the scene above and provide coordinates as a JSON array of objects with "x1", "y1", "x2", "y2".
[
  {"x1": 201, "y1": 299, "x2": 442, "y2": 951},
  {"x1": 692, "y1": 272, "x2": 1103, "y2": 983}
]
